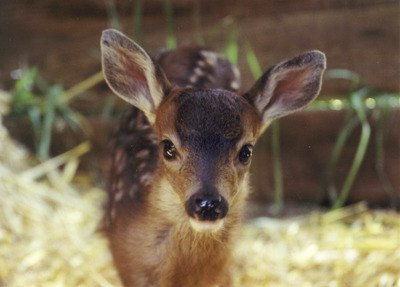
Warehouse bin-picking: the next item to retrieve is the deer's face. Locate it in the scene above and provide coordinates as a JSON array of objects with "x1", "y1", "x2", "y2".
[
  {"x1": 154, "y1": 89, "x2": 260, "y2": 230},
  {"x1": 101, "y1": 29, "x2": 326, "y2": 232}
]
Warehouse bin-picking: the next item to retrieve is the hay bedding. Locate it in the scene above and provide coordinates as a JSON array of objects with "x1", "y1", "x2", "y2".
[
  {"x1": 1, "y1": 91, "x2": 399, "y2": 287},
  {"x1": 234, "y1": 206, "x2": 400, "y2": 287}
]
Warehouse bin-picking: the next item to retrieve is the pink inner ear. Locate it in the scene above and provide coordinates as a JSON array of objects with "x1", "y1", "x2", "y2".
[
  {"x1": 274, "y1": 68, "x2": 310, "y2": 101},
  {"x1": 118, "y1": 47, "x2": 149, "y2": 91},
  {"x1": 262, "y1": 66, "x2": 317, "y2": 119}
]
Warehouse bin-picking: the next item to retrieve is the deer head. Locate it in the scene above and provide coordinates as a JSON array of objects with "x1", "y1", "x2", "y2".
[{"x1": 101, "y1": 29, "x2": 326, "y2": 232}]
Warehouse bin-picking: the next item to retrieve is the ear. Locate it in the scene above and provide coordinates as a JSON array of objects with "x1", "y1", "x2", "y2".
[
  {"x1": 244, "y1": 50, "x2": 326, "y2": 132},
  {"x1": 101, "y1": 29, "x2": 171, "y2": 123}
]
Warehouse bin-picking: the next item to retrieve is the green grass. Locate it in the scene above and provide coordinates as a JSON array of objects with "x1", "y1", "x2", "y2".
[
  {"x1": 10, "y1": 68, "x2": 101, "y2": 160},
  {"x1": 321, "y1": 70, "x2": 399, "y2": 208}
]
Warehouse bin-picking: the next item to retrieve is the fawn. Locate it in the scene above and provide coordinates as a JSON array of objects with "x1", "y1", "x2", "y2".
[{"x1": 101, "y1": 29, "x2": 326, "y2": 287}]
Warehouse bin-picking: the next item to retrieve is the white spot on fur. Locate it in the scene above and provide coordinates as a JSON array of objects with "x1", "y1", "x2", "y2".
[
  {"x1": 206, "y1": 74, "x2": 215, "y2": 83},
  {"x1": 232, "y1": 65, "x2": 240, "y2": 81},
  {"x1": 146, "y1": 132, "x2": 158, "y2": 143},
  {"x1": 136, "y1": 149, "x2": 150, "y2": 159},
  {"x1": 139, "y1": 173, "x2": 153, "y2": 186},
  {"x1": 197, "y1": 60, "x2": 206, "y2": 67},
  {"x1": 115, "y1": 189, "x2": 124, "y2": 201},
  {"x1": 115, "y1": 149, "x2": 125, "y2": 165},
  {"x1": 189, "y1": 74, "x2": 198, "y2": 84},
  {"x1": 230, "y1": 80, "x2": 239, "y2": 91},
  {"x1": 137, "y1": 162, "x2": 147, "y2": 172},
  {"x1": 110, "y1": 207, "x2": 116, "y2": 221},
  {"x1": 194, "y1": 67, "x2": 203, "y2": 76},
  {"x1": 200, "y1": 50, "x2": 218, "y2": 66}
]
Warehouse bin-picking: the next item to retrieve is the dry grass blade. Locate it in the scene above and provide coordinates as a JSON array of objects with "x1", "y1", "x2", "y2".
[{"x1": 20, "y1": 141, "x2": 91, "y2": 181}]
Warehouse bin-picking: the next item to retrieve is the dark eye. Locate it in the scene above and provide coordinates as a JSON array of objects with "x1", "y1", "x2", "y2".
[
  {"x1": 238, "y1": 144, "x2": 253, "y2": 164},
  {"x1": 161, "y1": 140, "x2": 176, "y2": 160}
]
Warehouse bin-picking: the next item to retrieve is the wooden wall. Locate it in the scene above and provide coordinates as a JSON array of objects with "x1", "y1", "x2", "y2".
[{"x1": 1, "y1": 0, "x2": 399, "y2": 207}]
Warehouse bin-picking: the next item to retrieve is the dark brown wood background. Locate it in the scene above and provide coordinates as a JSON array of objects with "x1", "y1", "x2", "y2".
[{"x1": 1, "y1": 0, "x2": 399, "y2": 208}]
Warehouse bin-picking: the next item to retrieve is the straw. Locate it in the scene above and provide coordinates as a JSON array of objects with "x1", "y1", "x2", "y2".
[{"x1": 0, "y1": 99, "x2": 399, "y2": 286}]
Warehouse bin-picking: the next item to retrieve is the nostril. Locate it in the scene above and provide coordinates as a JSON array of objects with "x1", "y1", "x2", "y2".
[
  {"x1": 195, "y1": 196, "x2": 221, "y2": 210},
  {"x1": 195, "y1": 198, "x2": 208, "y2": 209}
]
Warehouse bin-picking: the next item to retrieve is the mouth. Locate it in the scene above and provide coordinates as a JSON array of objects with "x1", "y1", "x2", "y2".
[{"x1": 189, "y1": 218, "x2": 224, "y2": 233}]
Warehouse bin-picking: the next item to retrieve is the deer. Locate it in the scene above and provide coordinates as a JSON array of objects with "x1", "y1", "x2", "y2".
[{"x1": 100, "y1": 29, "x2": 326, "y2": 287}]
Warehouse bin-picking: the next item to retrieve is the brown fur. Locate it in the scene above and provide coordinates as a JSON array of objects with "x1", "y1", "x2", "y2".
[
  {"x1": 101, "y1": 29, "x2": 326, "y2": 287},
  {"x1": 108, "y1": 89, "x2": 257, "y2": 286}
]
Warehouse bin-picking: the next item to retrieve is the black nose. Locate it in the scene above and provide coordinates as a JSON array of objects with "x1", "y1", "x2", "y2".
[{"x1": 186, "y1": 193, "x2": 228, "y2": 221}]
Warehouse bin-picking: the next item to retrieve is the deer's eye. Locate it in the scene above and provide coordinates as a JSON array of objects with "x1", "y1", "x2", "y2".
[
  {"x1": 161, "y1": 140, "x2": 176, "y2": 160},
  {"x1": 238, "y1": 144, "x2": 253, "y2": 164}
]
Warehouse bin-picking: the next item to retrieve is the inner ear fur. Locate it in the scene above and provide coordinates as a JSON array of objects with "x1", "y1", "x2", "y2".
[
  {"x1": 244, "y1": 50, "x2": 326, "y2": 131},
  {"x1": 101, "y1": 29, "x2": 171, "y2": 123}
]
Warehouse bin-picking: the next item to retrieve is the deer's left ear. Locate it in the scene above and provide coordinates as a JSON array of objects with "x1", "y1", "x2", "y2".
[{"x1": 244, "y1": 51, "x2": 326, "y2": 132}]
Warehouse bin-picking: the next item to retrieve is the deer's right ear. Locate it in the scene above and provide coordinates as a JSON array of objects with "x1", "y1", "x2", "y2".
[{"x1": 101, "y1": 29, "x2": 171, "y2": 123}]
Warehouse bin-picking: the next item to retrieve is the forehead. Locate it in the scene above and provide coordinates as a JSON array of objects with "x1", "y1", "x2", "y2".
[
  {"x1": 155, "y1": 88, "x2": 260, "y2": 154},
  {"x1": 175, "y1": 89, "x2": 244, "y2": 143}
]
